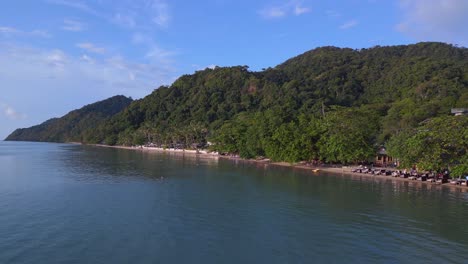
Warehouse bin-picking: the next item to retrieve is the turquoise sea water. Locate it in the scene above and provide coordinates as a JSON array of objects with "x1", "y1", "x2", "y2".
[{"x1": 1, "y1": 141, "x2": 467, "y2": 264}]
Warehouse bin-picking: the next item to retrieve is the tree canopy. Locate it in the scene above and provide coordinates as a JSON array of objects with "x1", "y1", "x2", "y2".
[
  {"x1": 6, "y1": 96, "x2": 133, "y2": 143},
  {"x1": 6, "y1": 42, "x2": 468, "y2": 173}
]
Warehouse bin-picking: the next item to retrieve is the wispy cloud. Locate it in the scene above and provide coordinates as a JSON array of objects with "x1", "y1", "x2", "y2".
[
  {"x1": 396, "y1": 0, "x2": 468, "y2": 45},
  {"x1": 0, "y1": 42, "x2": 178, "y2": 138},
  {"x1": 0, "y1": 103, "x2": 26, "y2": 120},
  {"x1": 339, "y1": 19, "x2": 358, "y2": 29},
  {"x1": 294, "y1": 5, "x2": 310, "y2": 15},
  {"x1": 46, "y1": 0, "x2": 100, "y2": 16},
  {"x1": 260, "y1": 7, "x2": 287, "y2": 19},
  {"x1": 121, "y1": 0, "x2": 171, "y2": 29},
  {"x1": 326, "y1": 10, "x2": 341, "y2": 18},
  {"x1": 145, "y1": 46, "x2": 176, "y2": 62},
  {"x1": 30, "y1": 30, "x2": 51, "y2": 38},
  {"x1": 192, "y1": 64, "x2": 217, "y2": 71},
  {"x1": 45, "y1": 49, "x2": 68, "y2": 70},
  {"x1": 130, "y1": 32, "x2": 177, "y2": 72},
  {"x1": 76, "y1": 42, "x2": 107, "y2": 54},
  {"x1": 260, "y1": 1, "x2": 311, "y2": 19},
  {"x1": 112, "y1": 13, "x2": 137, "y2": 28},
  {"x1": 0, "y1": 26, "x2": 50, "y2": 38},
  {"x1": 47, "y1": 0, "x2": 172, "y2": 30},
  {"x1": 0, "y1": 26, "x2": 18, "y2": 34},
  {"x1": 150, "y1": 0, "x2": 171, "y2": 28},
  {"x1": 0, "y1": 43, "x2": 176, "y2": 100},
  {"x1": 62, "y1": 19, "x2": 86, "y2": 32},
  {"x1": 80, "y1": 54, "x2": 95, "y2": 64}
]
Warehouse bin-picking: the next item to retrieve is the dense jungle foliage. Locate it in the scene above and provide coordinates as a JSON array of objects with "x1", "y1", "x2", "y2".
[
  {"x1": 6, "y1": 42, "x2": 468, "y2": 174},
  {"x1": 5, "y1": 96, "x2": 133, "y2": 143}
]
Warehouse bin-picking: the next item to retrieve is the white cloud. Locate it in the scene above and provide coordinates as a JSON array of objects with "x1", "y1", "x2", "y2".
[
  {"x1": 0, "y1": 26, "x2": 19, "y2": 34},
  {"x1": 112, "y1": 13, "x2": 137, "y2": 28},
  {"x1": 76, "y1": 43, "x2": 107, "y2": 54},
  {"x1": 46, "y1": 0, "x2": 100, "y2": 17},
  {"x1": 47, "y1": 0, "x2": 171, "y2": 30},
  {"x1": 81, "y1": 54, "x2": 95, "y2": 64},
  {"x1": 131, "y1": 32, "x2": 177, "y2": 72},
  {"x1": 5, "y1": 106, "x2": 26, "y2": 120},
  {"x1": 0, "y1": 43, "x2": 176, "y2": 98},
  {"x1": 110, "y1": 1, "x2": 170, "y2": 30},
  {"x1": 260, "y1": 7, "x2": 287, "y2": 19},
  {"x1": 192, "y1": 64, "x2": 217, "y2": 71},
  {"x1": 62, "y1": 19, "x2": 86, "y2": 32},
  {"x1": 150, "y1": 0, "x2": 171, "y2": 28},
  {"x1": 294, "y1": 5, "x2": 310, "y2": 15},
  {"x1": 145, "y1": 46, "x2": 175, "y2": 62},
  {"x1": 46, "y1": 49, "x2": 68, "y2": 70},
  {"x1": 0, "y1": 42, "x2": 176, "y2": 139},
  {"x1": 0, "y1": 103, "x2": 26, "y2": 120},
  {"x1": 260, "y1": 1, "x2": 310, "y2": 19},
  {"x1": 339, "y1": 20, "x2": 358, "y2": 29},
  {"x1": 2, "y1": 1, "x2": 176, "y2": 138},
  {"x1": 0, "y1": 26, "x2": 50, "y2": 38},
  {"x1": 30, "y1": 30, "x2": 51, "y2": 38},
  {"x1": 397, "y1": 0, "x2": 468, "y2": 45}
]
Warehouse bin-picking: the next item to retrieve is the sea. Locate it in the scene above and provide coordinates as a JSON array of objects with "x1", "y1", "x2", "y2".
[{"x1": 1, "y1": 141, "x2": 467, "y2": 263}]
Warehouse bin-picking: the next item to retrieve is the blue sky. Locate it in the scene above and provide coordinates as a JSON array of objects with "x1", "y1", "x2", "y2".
[{"x1": 1, "y1": 0, "x2": 467, "y2": 139}]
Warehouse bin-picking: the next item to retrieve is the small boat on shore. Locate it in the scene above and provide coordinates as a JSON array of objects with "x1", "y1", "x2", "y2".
[
  {"x1": 417, "y1": 176, "x2": 427, "y2": 181},
  {"x1": 349, "y1": 167, "x2": 468, "y2": 188},
  {"x1": 460, "y1": 179, "x2": 468, "y2": 186},
  {"x1": 450, "y1": 179, "x2": 462, "y2": 185}
]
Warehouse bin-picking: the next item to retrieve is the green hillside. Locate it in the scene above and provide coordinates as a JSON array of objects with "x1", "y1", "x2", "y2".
[
  {"x1": 5, "y1": 95, "x2": 133, "y2": 142},
  {"x1": 6, "y1": 42, "x2": 468, "y2": 174}
]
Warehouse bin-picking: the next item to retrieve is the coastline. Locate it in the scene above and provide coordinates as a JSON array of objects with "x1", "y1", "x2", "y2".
[{"x1": 84, "y1": 143, "x2": 468, "y2": 192}]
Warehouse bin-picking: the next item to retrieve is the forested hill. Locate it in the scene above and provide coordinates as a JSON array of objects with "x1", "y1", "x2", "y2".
[
  {"x1": 5, "y1": 42, "x2": 468, "y2": 174},
  {"x1": 5, "y1": 95, "x2": 133, "y2": 142}
]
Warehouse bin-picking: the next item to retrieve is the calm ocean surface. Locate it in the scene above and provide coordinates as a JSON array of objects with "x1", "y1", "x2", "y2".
[{"x1": 1, "y1": 141, "x2": 467, "y2": 264}]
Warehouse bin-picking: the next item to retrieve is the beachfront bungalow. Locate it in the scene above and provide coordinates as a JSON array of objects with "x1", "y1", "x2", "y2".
[
  {"x1": 451, "y1": 108, "x2": 468, "y2": 116},
  {"x1": 374, "y1": 147, "x2": 395, "y2": 167}
]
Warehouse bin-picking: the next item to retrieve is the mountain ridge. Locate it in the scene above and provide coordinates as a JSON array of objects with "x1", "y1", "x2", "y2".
[
  {"x1": 5, "y1": 42, "x2": 467, "y2": 172},
  {"x1": 5, "y1": 95, "x2": 133, "y2": 142}
]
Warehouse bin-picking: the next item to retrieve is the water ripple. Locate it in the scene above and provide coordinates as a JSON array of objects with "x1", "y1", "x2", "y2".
[{"x1": 1, "y1": 142, "x2": 468, "y2": 263}]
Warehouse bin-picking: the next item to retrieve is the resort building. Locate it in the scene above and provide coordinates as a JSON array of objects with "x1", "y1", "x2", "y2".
[
  {"x1": 375, "y1": 147, "x2": 395, "y2": 167},
  {"x1": 451, "y1": 108, "x2": 468, "y2": 116}
]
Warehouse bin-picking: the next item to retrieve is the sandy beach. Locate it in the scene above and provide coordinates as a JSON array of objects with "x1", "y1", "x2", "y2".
[{"x1": 86, "y1": 143, "x2": 468, "y2": 192}]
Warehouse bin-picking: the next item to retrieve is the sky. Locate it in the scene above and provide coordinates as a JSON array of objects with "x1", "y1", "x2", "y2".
[{"x1": 1, "y1": 0, "x2": 467, "y2": 139}]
